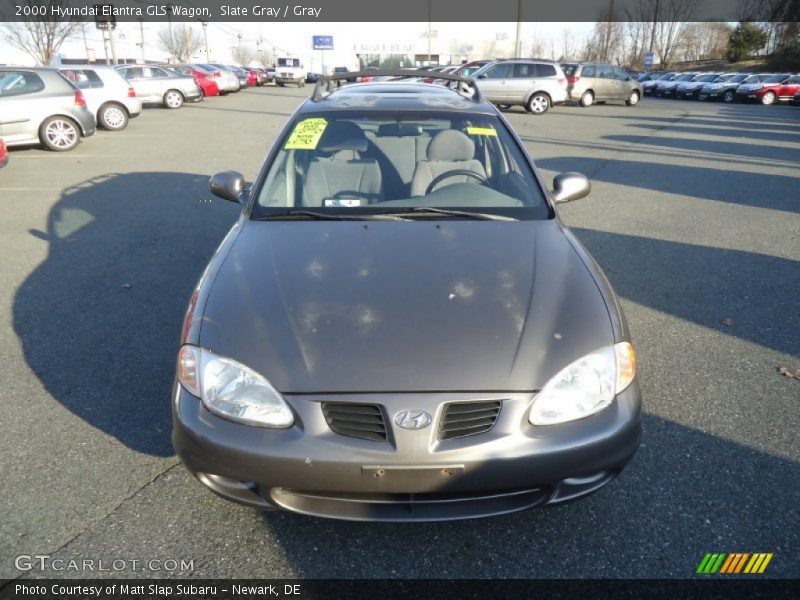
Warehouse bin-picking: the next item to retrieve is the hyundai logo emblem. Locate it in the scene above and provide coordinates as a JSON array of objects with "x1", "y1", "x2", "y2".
[{"x1": 394, "y1": 410, "x2": 432, "y2": 430}]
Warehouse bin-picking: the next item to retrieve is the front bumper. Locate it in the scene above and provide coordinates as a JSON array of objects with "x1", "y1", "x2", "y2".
[{"x1": 173, "y1": 381, "x2": 642, "y2": 521}]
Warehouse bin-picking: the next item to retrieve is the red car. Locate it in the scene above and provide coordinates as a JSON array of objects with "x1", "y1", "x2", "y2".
[
  {"x1": 246, "y1": 70, "x2": 259, "y2": 87},
  {"x1": 0, "y1": 138, "x2": 8, "y2": 169},
  {"x1": 737, "y1": 73, "x2": 799, "y2": 105},
  {"x1": 169, "y1": 65, "x2": 219, "y2": 97}
]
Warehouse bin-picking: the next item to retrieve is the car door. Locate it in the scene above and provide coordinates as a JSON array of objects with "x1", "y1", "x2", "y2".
[
  {"x1": 0, "y1": 70, "x2": 47, "y2": 144},
  {"x1": 595, "y1": 65, "x2": 616, "y2": 100},
  {"x1": 507, "y1": 62, "x2": 536, "y2": 102},
  {"x1": 476, "y1": 62, "x2": 514, "y2": 102},
  {"x1": 777, "y1": 76, "x2": 800, "y2": 99},
  {"x1": 611, "y1": 66, "x2": 630, "y2": 99}
]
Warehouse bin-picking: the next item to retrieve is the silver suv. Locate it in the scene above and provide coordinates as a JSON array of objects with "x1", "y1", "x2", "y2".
[
  {"x1": 562, "y1": 62, "x2": 644, "y2": 107},
  {"x1": 59, "y1": 65, "x2": 142, "y2": 130},
  {"x1": 0, "y1": 67, "x2": 96, "y2": 151},
  {"x1": 115, "y1": 65, "x2": 201, "y2": 108},
  {"x1": 473, "y1": 59, "x2": 568, "y2": 115}
]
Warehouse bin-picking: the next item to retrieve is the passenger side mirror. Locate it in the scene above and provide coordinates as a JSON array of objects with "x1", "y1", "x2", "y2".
[
  {"x1": 552, "y1": 172, "x2": 590, "y2": 203},
  {"x1": 210, "y1": 170, "x2": 246, "y2": 203},
  {"x1": 478, "y1": 73, "x2": 487, "y2": 79}
]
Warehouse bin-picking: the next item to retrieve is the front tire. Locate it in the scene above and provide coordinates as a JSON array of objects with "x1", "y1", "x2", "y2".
[
  {"x1": 580, "y1": 90, "x2": 594, "y2": 107},
  {"x1": 40, "y1": 116, "x2": 80, "y2": 151},
  {"x1": 723, "y1": 90, "x2": 735, "y2": 103},
  {"x1": 98, "y1": 103, "x2": 128, "y2": 130},
  {"x1": 626, "y1": 90, "x2": 640, "y2": 106},
  {"x1": 761, "y1": 91, "x2": 776, "y2": 105},
  {"x1": 163, "y1": 89, "x2": 184, "y2": 109},
  {"x1": 527, "y1": 92, "x2": 550, "y2": 115}
]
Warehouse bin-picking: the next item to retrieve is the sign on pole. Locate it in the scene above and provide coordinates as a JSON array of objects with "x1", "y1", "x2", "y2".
[
  {"x1": 313, "y1": 36, "x2": 334, "y2": 50},
  {"x1": 644, "y1": 51, "x2": 654, "y2": 69}
]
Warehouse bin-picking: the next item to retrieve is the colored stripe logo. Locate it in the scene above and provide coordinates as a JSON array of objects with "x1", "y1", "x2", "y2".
[{"x1": 697, "y1": 552, "x2": 773, "y2": 574}]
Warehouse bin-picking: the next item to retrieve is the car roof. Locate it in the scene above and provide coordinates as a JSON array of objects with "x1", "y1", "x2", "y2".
[{"x1": 300, "y1": 81, "x2": 497, "y2": 115}]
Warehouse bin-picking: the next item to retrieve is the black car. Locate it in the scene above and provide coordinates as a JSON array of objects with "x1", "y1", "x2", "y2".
[{"x1": 173, "y1": 70, "x2": 642, "y2": 522}]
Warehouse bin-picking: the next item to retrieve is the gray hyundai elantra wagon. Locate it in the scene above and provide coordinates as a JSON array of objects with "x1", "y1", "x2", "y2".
[{"x1": 173, "y1": 71, "x2": 642, "y2": 521}]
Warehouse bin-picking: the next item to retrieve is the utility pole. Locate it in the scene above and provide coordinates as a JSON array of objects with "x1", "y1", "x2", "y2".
[
  {"x1": 202, "y1": 22, "x2": 210, "y2": 62},
  {"x1": 138, "y1": 19, "x2": 145, "y2": 63},
  {"x1": 649, "y1": 0, "x2": 659, "y2": 53},
  {"x1": 514, "y1": 0, "x2": 522, "y2": 58},
  {"x1": 81, "y1": 22, "x2": 91, "y2": 63},
  {"x1": 427, "y1": 0, "x2": 432, "y2": 65},
  {"x1": 108, "y1": 24, "x2": 118, "y2": 64}
]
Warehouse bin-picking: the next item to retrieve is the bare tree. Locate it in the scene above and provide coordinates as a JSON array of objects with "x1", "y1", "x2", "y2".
[
  {"x1": 230, "y1": 45, "x2": 256, "y2": 67},
  {"x1": 0, "y1": 1, "x2": 81, "y2": 65},
  {"x1": 157, "y1": 25, "x2": 203, "y2": 62},
  {"x1": 649, "y1": 0, "x2": 698, "y2": 67}
]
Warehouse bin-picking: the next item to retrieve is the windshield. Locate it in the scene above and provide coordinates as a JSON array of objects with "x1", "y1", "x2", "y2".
[
  {"x1": 742, "y1": 75, "x2": 761, "y2": 83},
  {"x1": 278, "y1": 58, "x2": 301, "y2": 68},
  {"x1": 252, "y1": 111, "x2": 548, "y2": 219},
  {"x1": 696, "y1": 74, "x2": 719, "y2": 82}
]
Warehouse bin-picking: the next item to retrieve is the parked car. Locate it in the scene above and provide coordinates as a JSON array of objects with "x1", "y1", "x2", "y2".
[
  {"x1": 633, "y1": 71, "x2": 664, "y2": 83},
  {"x1": 654, "y1": 72, "x2": 698, "y2": 97},
  {"x1": 641, "y1": 72, "x2": 676, "y2": 95},
  {"x1": 58, "y1": 65, "x2": 142, "y2": 131},
  {"x1": 306, "y1": 72, "x2": 324, "y2": 84},
  {"x1": 674, "y1": 72, "x2": 723, "y2": 99},
  {"x1": 206, "y1": 64, "x2": 247, "y2": 89},
  {"x1": 697, "y1": 73, "x2": 750, "y2": 102},
  {"x1": 227, "y1": 66, "x2": 250, "y2": 88},
  {"x1": 333, "y1": 66, "x2": 356, "y2": 83},
  {"x1": 115, "y1": 65, "x2": 201, "y2": 108},
  {"x1": 193, "y1": 64, "x2": 240, "y2": 94},
  {"x1": 253, "y1": 68, "x2": 271, "y2": 86},
  {"x1": 794, "y1": 89, "x2": 800, "y2": 105},
  {"x1": 0, "y1": 138, "x2": 8, "y2": 168},
  {"x1": 737, "y1": 73, "x2": 798, "y2": 104},
  {"x1": 166, "y1": 65, "x2": 219, "y2": 97},
  {"x1": 173, "y1": 72, "x2": 642, "y2": 521},
  {"x1": 0, "y1": 67, "x2": 95, "y2": 151},
  {"x1": 473, "y1": 59, "x2": 568, "y2": 114},
  {"x1": 359, "y1": 67, "x2": 379, "y2": 83},
  {"x1": 561, "y1": 61, "x2": 643, "y2": 106},
  {"x1": 453, "y1": 60, "x2": 491, "y2": 78}
]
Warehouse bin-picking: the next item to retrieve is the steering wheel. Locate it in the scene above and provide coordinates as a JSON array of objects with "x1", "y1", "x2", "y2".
[{"x1": 425, "y1": 169, "x2": 488, "y2": 195}]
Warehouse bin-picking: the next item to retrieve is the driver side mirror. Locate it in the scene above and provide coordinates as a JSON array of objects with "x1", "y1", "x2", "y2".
[
  {"x1": 210, "y1": 170, "x2": 246, "y2": 203},
  {"x1": 552, "y1": 172, "x2": 590, "y2": 203}
]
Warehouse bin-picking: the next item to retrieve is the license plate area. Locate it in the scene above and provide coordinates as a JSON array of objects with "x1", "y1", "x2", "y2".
[{"x1": 362, "y1": 464, "x2": 465, "y2": 485}]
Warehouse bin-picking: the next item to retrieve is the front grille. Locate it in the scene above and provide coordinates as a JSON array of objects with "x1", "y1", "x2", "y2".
[
  {"x1": 439, "y1": 400, "x2": 502, "y2": 440},
  {"x1": 321, "y1": 402, "x2": 387, "y2": 441}
]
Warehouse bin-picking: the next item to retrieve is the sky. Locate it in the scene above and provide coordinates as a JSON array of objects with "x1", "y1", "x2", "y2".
[{"x1": 0, "y1": 21, "x2": 597, "y2": 68}]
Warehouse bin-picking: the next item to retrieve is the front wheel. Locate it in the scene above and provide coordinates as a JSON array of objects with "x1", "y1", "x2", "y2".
[
  {"x1": 580, "y1": 90, "x2": 594, "y2": 107},
  {"x1": 298, "y1": 80, "x2": 305, "y2": 87},
  {"x1": 723, "y1": 90, "x2": 735, "y2": 103},
  {"x1": 40, "y1": 116, "x2": 80, "y2": 151},
  {"x1": 761, "y1": 91, "x2": 776, "y2": 105},
  {"x1": 99, "y1": 103, "x2": 128, "y2": 130},
  {"x1": 625, "y1": 90, "x2": 640, "y2": 106},
  {"x1": 527, "y1": 93, "x2": 550, "y2": 115},
  {"x1": 497, "y1": 104, "x2": 511, "y2": 110},
  {"x1": 163, "y1": 89, "x2": 184, "y2": 109}
]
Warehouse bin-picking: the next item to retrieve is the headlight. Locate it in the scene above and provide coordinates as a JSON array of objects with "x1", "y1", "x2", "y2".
[
  {"x1": 177, "y1": 345, "x2": 293, "y2": 428},
  {"x1": 529, "y1": 342, "x2": 636, "y2": 426}
]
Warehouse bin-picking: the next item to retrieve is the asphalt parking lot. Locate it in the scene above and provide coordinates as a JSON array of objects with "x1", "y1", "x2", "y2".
[{"x1": 1, "y1": 86, "x2": 798, "y2": 579}]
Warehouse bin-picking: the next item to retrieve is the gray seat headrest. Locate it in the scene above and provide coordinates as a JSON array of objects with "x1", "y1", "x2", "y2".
[
  {"x1": 318, "y1": 121, "x2": 368, "y2": 153},
  {"x1": 427, "y1": 130, "x2": 475, "y2": 162}
]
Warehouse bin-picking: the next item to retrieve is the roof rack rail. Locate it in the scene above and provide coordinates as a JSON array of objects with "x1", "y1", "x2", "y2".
[{"x1": 311, "y1": 69, "x2": 482, "y2": 102}]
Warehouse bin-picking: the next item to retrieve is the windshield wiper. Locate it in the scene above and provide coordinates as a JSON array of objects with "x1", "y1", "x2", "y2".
[
  {"x1": 383, "y1": 207, "x2": 517, "y2": 221},
  {"x1": 255, "y1": 210, "x2": 409, "y2": 221}
]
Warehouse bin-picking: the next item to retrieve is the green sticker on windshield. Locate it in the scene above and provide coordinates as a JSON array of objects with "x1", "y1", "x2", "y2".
[{"x1": 284, "y1": 118, "x2": 328, "y2": 150}]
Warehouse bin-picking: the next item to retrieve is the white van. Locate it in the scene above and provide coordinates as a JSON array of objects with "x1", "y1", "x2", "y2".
[{"x1": 275, "y1": 57, "x2": 305, "y2": 87}]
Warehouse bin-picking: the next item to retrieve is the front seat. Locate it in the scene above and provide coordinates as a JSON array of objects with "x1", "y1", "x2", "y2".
[
  {"x1": 410, "y1": 130, "x2": 486, "y2": 196},
  {"x1": 302, "y1": 121, "x2": 382, "y2": 206}
]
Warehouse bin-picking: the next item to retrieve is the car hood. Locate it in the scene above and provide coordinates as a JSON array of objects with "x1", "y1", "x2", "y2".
[{"x1": 198, "y1": 219, "x2": 614, "y2": 393}]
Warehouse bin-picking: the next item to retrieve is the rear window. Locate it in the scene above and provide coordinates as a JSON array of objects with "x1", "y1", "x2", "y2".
[
  {"x1": 61, "y1": 69, "x2": 104, "y2": 89},
  {"x1": 253, "y1": 110, "x2": 549, "y2": 220},
  {"x1": 535, "y1": 64, "x2": 557, "y2": 78},
  {"x1": 0, "y1": 71, "x2": 45, "y2": 96}
]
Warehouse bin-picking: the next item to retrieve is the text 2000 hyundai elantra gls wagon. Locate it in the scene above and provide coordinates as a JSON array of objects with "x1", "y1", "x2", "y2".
[{"x1": 173, "y1": 71, "x2": 642, "y2": 521}]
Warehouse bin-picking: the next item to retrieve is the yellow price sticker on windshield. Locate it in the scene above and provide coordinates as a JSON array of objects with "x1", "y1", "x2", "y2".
[
  {"x1": 466, "y1": 126, "x2": 497, "y2": 136},
  {"x1": 284, "y1": 118, "x2": 328, "y2": 149}
]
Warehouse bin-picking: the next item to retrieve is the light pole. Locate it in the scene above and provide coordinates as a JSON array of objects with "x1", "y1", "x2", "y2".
[
  {"x1": 514, "y1": 0, "x2": 522, "y2": 58},
  {"x1": 202, "y1": 21, "x2": 210, "y2": 62},
  {"x1": 427, "y1": 0, "x2": 431, "y2": 65},
  {"x1": 138, "y1": 19, "x2": 145, "y2": 63}
]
